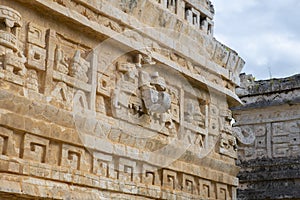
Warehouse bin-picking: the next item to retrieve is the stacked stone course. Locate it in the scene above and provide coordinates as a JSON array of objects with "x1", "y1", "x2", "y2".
[{"x1": 0, "y1": 0, "x2": 244, "y2": 199}]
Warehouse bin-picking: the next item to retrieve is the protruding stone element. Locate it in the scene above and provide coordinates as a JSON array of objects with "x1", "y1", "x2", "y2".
[
  {"x1": 54, "y1": 45, "x2": 69, "y2": 74},
  {"x1": 69, "y1": 50, "x2": 90, "y2": 83},
  {"x1": 0, "y1": 5, "x2": 26, "y2": 77},
  {"x1": 23, "y1": 134, "x2": 49, "y2": 163},
  {"x1": 232, "y1": 126, "x2": 255, "y2": 145},
  {"x1": 184, "y1": 99, "x2": 205, "y2": 127},
  {"x1": 2, "y1": 51, "x2": 26, "y2": 76},
  {"x1": 142, "y1": 88, "x2": 171, "y2": 113},
  {"x1": 26, "y1": 69, "x2": 39, "y2": 92},
  {"x1": 0, "y1": 5, "x2": 22, "y2": 51},
  {"x1": 220, "y1": 132, "x2": 238, "y2": 158},
  {"x1": 236, "y1": 73, "x2": 255, "y2": 96},
  {"x1": 61, "y1": 144, "x2": 86, "y2": 171},
  {"x1": 141, "y1": 72, "x2": 171, "y2": 114},
  {"x1": 26, "y1": 44, "x2": 46, "y2": 71},
  {"x1": 0, "y1": 126, "x2": 17, "y2": 157}
]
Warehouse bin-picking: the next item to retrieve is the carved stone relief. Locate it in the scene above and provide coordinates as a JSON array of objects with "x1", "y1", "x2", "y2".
[
  {"x1": 111, "y1": 57, "x2": 176, "y2": 136},
  {"x1": 0, "y1": 6, "x2": 26, "y2": 84},
  {"x1": 23, "y1": 134, "x2": 49, "y2": 163},
  {"x1": 0, "y1": 2, "x2": 242, "y2": 199}
]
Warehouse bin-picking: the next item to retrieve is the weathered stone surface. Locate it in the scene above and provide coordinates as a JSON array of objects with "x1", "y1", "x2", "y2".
[
  {"x1": 0, "y1": 0, "x2": 244, "y2": 199},
  {"x1": 232, "y1": 73, "x2": 300, "y2": 200}
]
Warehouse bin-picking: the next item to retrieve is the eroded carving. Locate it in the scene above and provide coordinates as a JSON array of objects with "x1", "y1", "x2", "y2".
[
  {"x1": 142, "y1": 164, "x2": 161, "y2": 186},
  {"x1": 54, "y1": 45, "x2": 69, "y2": 74},
  {"x1": 112, "y1": 58, "x2": 173, "y2": 135},
  {"x1": 184, "y1": 98, "x2": 206, "y2": 129},
  {"x1": 140, "y1": 71, "x2": 171, "y2": 113},
  {"x1": 232, "y1": 126, "x2": 255, "y2": 145},
  {"x1": 26, "y1": 69, "x2": 39, "y2": 92},
  {"x1": 182, "y1": 174, "x2": 196, "y2": 194},
  {"x1": 0, "y1": 126, "x2": 17, "y2": 156},
  {"x1": 199, "y1": 179, "x2": 214, "y2": 199},
  {"x1": 93, "y1": 152, "x2": 113, "y2": 178},
  {"x1": 0, "y1": 6, "x2": 26, "y2": 78},
  {"x1": 162, "y1": 169, "x2": 178, "y2": 190},
  {"x1": 216, "y1": 183, "x2": 230, "y2": 200},
  {"x1": 69, "y1": 50, "x2": 90, "y2": 83},
  {"x1": 23, "y1": 134, "x2": 49, "y2": 163},
  {"x1": 61, "y1": 144, "x2": 86, "y2": 171},
  {"x1": 220, "y1": 133, "x2": 237, "y2": 158}
]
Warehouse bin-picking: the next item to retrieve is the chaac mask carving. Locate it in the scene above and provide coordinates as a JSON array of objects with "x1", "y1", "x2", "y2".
[{"x1": 112, "y1": 54, "x2": 173, "y2": 135}]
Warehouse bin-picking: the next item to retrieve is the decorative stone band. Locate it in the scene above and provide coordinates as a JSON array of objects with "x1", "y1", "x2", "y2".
[
  {"x1": 232, "y1": 126, "x2": 255, "y2": 145},
  {"x1": 0, "y1": 89, "x2": 239, "y2": 199},
  {"x1": 0, "y1": 1, "x2": 243, "y2": 199},
  {"x1": 15, "y1": 0, "x2": 244, "y2": 88}
]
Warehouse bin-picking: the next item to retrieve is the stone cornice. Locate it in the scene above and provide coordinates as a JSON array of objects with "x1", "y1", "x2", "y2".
[{"x1": 15, "y1": 0, "x2": 243, "y2": 106}]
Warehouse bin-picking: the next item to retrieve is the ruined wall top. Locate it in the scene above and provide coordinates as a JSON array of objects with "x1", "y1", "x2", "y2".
[
  {"x1": 239, "y1": 73, "x2": 300, "y2": 95},
  {"x1": 235, "y1": 73, "x2": 300, "y2": 108}
]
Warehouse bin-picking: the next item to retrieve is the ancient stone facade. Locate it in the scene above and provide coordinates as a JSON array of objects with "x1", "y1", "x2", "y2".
[
  {"x1": 0, "y1": 0, "x2": 244, "y2": 199},
  {"x1": 232, "y1": 74, "x2": 300, "y2": 200}
]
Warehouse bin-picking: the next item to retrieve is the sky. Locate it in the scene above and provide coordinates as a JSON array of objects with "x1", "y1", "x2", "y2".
[{"x1": 213, "y1": 0, "x2": 300, "y2": 80}]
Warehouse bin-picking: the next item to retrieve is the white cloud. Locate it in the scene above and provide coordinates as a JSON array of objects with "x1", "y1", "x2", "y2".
[
  {"x1": 213, "y1": 0, "x2": 300, "y2": 80},
  {"x1": 213, "y1": 0, "x2": 259, "y2": 13}
]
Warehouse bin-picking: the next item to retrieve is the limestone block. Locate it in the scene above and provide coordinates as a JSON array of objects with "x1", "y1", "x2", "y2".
[
  {"x1": 92, "y1": 151, "x2": 113, "y2": 178},
  {"x1": 199, "y1": 179, "x2": 215, "y2": 199},
  {"x1": 27, "y1": 22, "x2": 46, "y2": 48},
  {"x1": 141, "y1": 164, "x2": 161, "y2": 186},
  {"x1": 118, "y1": 158, "x2": 139, "y2": 183},
  {"x1": 0, "y1": 0, "x2": 244, "y2": 199},
  {"x1": 162, "y1": 169, "x2": 178, "y2": 190},
  {"x1": 8, "y1": 161, "x2": 20, "y2": 173},
  {"x1": 26, "y1": 44, "x2": 46, "y2": 71},
  {"x1": 216, "y1": 183, "x2": 231, "y2": 200},
  {"x1": 97, "y1": 72, "x2": 111, "y2": 97},
  {"x1": 61, "y1": 144, "x2": 86, "y2": 171},
  {"x1": 182, "y1": 174, "x2": 196, "y2": 194},
  {"x1": 23, "y1": 134, "x2": 50, "y2": 163},
  {"x1": 0, "y1": 126, "x2": 17, "y2": 156}
]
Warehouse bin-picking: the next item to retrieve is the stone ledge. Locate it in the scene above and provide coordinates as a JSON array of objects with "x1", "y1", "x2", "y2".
[
  {"x1": 0, "y1": 157, "x2": 227, "y2": 199},
  {"x1": 238, "y1": 73, "x2": 300, "y2": 97},
  {"x1": 15, "y1": 0, "x2": 244, "y2": 88}
]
